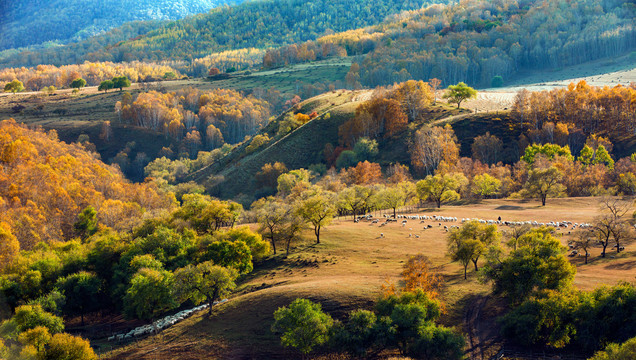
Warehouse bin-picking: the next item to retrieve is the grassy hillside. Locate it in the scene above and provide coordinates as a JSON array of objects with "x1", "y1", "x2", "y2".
[
  {"x1": 102, "y1": 197, "x2": 636, "y2": 359},
  {"x1": 0, "y1": 59, "x2": 350, "y2": 163}
]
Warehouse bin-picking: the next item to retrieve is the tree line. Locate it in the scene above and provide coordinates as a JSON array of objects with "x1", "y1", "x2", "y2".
[{"x1": 0, "y1": 61, "x2": 178, "y2": 91}]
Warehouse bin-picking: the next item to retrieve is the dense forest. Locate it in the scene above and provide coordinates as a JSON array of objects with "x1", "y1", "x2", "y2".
[
  {"x1": 0, "y1": 0, "x2": 240, "y2": 51},
  {"x1": 266, "y1": 0, "x2": 636, "y2": 87},
  {"x1": 0, "y1": 0, "x2": 449, "y2": 69},
  {"x1": 117, "y1": 87, "x2": 272, "y2": 146}
]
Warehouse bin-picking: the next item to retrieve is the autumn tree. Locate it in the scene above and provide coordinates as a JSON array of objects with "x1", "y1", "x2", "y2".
[
  {"x1": 253, "y1": 197, "x2": 289, "y2": 254},
  {"x1": 376, "y1": 184, "x2": 412, "y2": 218},
  {"x1": 522, "y1": 166, "x2": 566, "y2": 206},
  {"x1": 429, "y1": 78, "x2": 441, "y2": 104},
  {"x1": 593, "y1": 198, "x2": 632, "y2": 258},
  {"x1": 295, "y1": 191, "x2": 337, "y2": 244},
  {"x1": 390, "y1": 80, "x2": 433, "y2": 122},
  {"x1": 572, "y1": 229, "x2": 593, "y2": 264},
  {"x1": 174, "y1": 262, "x2": 237, "y2": 315},
  {"x1": 0, "y1": 222, "x2": 19, "y2": 270},
  {"x1": 43, "y1": 333, "x2": 97, "y2": 360},
  {"x1": 401, "y1": 254, "x2": 442, "y2": 296},
  {"x1": 416, "y1": 173, "x2": 467, "y2": 208},
  {"x1": 471, "y1": 132, "x2": 503, "y2": 165},
  {"x1": 256, "y1": 162, "x2": 288, "y2": 190},
  {"x1": 443, "y1": 82, "x2": 477, "y2": 108},
  {"x1": 410, "y1": 125, "x2": 459, "y2": 176}
]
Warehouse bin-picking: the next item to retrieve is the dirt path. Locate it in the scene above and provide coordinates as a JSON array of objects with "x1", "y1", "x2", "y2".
[{"x1": 464, "y1": 295, "x2": 489, "y2": 360}]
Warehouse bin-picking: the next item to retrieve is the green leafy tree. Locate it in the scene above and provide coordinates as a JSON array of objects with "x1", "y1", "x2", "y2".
[
  {"x1": 500, "y1": 289, "x2": 579, "y2": 348},
  {"x1": 112, "y1": 76, "x2": 131, "y2": 91},
  {"x1": 123, "y1": 268, "x2": 177, "y2": 321},
  {"x1": 198, "y1": 239, "x2": 253, "y2": 274},
  {"x1": 521, "y1": 143, "x2": 573, "y2": 164},
  {"x1": 272, "y1": 298, "x2": 334, "y2": 358},
  {"x1": 277, "y1": 169, "x2": 311, "y2": 197},
  {"x1": 70, "y1": 78, "x2": 86, "y2": 91},
  {"x1": 376, "y1": 290, "x2": 464, "y2": 359},
  {"x1": 4, "y1": 79, "x2": 25, "y2": 93},
  {"x1": 481, "y1": 228, "x2": 575, "y2": 303},
  {"x1": 591, "y1": 337, "x2": 636, "y2": 360},
  {"x1": 335, "y1": 150, "x2": 357, "y2": 169},
  {"x1": 174, "y1": 262, "x2": 237, "y2": 316},
  {"x1": 491, "y1": 75, "x2": 504, "y2": 87},
  {"x1": 442, "y1": 82, "x2": 477, "y2": 108},
  {"x1": 522, "y1": 166, "x2": 566, "y2": 206},
  {"x1": 214, "y1": 226, "x2": 270, "y2": 262},
  {"x1": 55, "y1": 272, "x2": 101, "y2": 325},
  {"x1": 578, "y1": 145, "x2": 614, "y2": 169},
  {"x1": 352, "y1": 137, "x2": 379, "y2": 162},
  {"x1": 416, "y1": 173, "x2": 467, "y2": 208},
  {"x1": 448, "y1": 220, "x2": 500, "y2": 279},
  {"x1": 97, "y1": 80, "x2": 114, "y2": 93},
  {"x1": 472, "y1": 173, "x2": 502, "y2": 198},
  {"x1": 329, "y1": 310, "x2": 389, "y2": 358},
  {"x1": 338, "y1": 185, "x2": 374, "y2": 220},
  {"x1": 595, "y1": 145, "x2": 614, "y2": 169},
  {"x1": 12, "y1": 304, "x2": 64, "y2": 334},
  {"x1": 295, "y1": 191, "x2": 337, "y2": 244},
  {"x1": 74, "y1": 206, "x2": 97, "y2": 240}
]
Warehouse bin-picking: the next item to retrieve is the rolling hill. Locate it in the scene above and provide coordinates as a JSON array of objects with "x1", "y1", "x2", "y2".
[
  {"x1": 0, "y1": 0, "x2": 450, "y2": 68},
  {"x1": 0, "y1": 0, "x2": 243, "y2": 51}
]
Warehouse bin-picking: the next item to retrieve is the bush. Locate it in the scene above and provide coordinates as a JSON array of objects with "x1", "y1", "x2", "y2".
[{"x1": 491, "y1": 75, "x2": 504, "y2": 87}]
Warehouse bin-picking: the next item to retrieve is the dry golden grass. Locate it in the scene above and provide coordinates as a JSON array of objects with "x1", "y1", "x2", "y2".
[{"x1": 102, "y1": 197, "x2": 635, "y2": 359}]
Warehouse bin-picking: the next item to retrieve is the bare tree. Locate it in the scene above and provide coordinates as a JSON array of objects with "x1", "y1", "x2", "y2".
[
  {"x1": 572, "y1": 229, "x2": 594, "y2": 264},
  {"x1": 593, "y1": 197, "x2": 632, "y2": 258}
]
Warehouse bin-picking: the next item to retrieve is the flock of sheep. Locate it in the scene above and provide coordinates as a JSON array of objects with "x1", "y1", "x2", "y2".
[
  {"x1": 107, "y1": 299, "x2": 228, "y2": 343},
  {"x1": 358, "y1": 213, "x2": 595, "y2": 239}
]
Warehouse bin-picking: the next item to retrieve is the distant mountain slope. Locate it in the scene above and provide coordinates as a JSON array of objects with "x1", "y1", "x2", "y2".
[
  {"x1": 0, "y1": 0, "x2": 242, "y2": 51},
  {"x1": 0, "y1": 0, "x2": 449, "y2": 68},
  {"x1": 266, "y1": 0, "x2": 636, "y2": 88}
]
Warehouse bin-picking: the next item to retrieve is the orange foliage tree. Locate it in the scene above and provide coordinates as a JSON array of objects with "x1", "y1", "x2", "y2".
[{"x1": 0, "y1": 119, "x2": 174, "y2": 249}]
